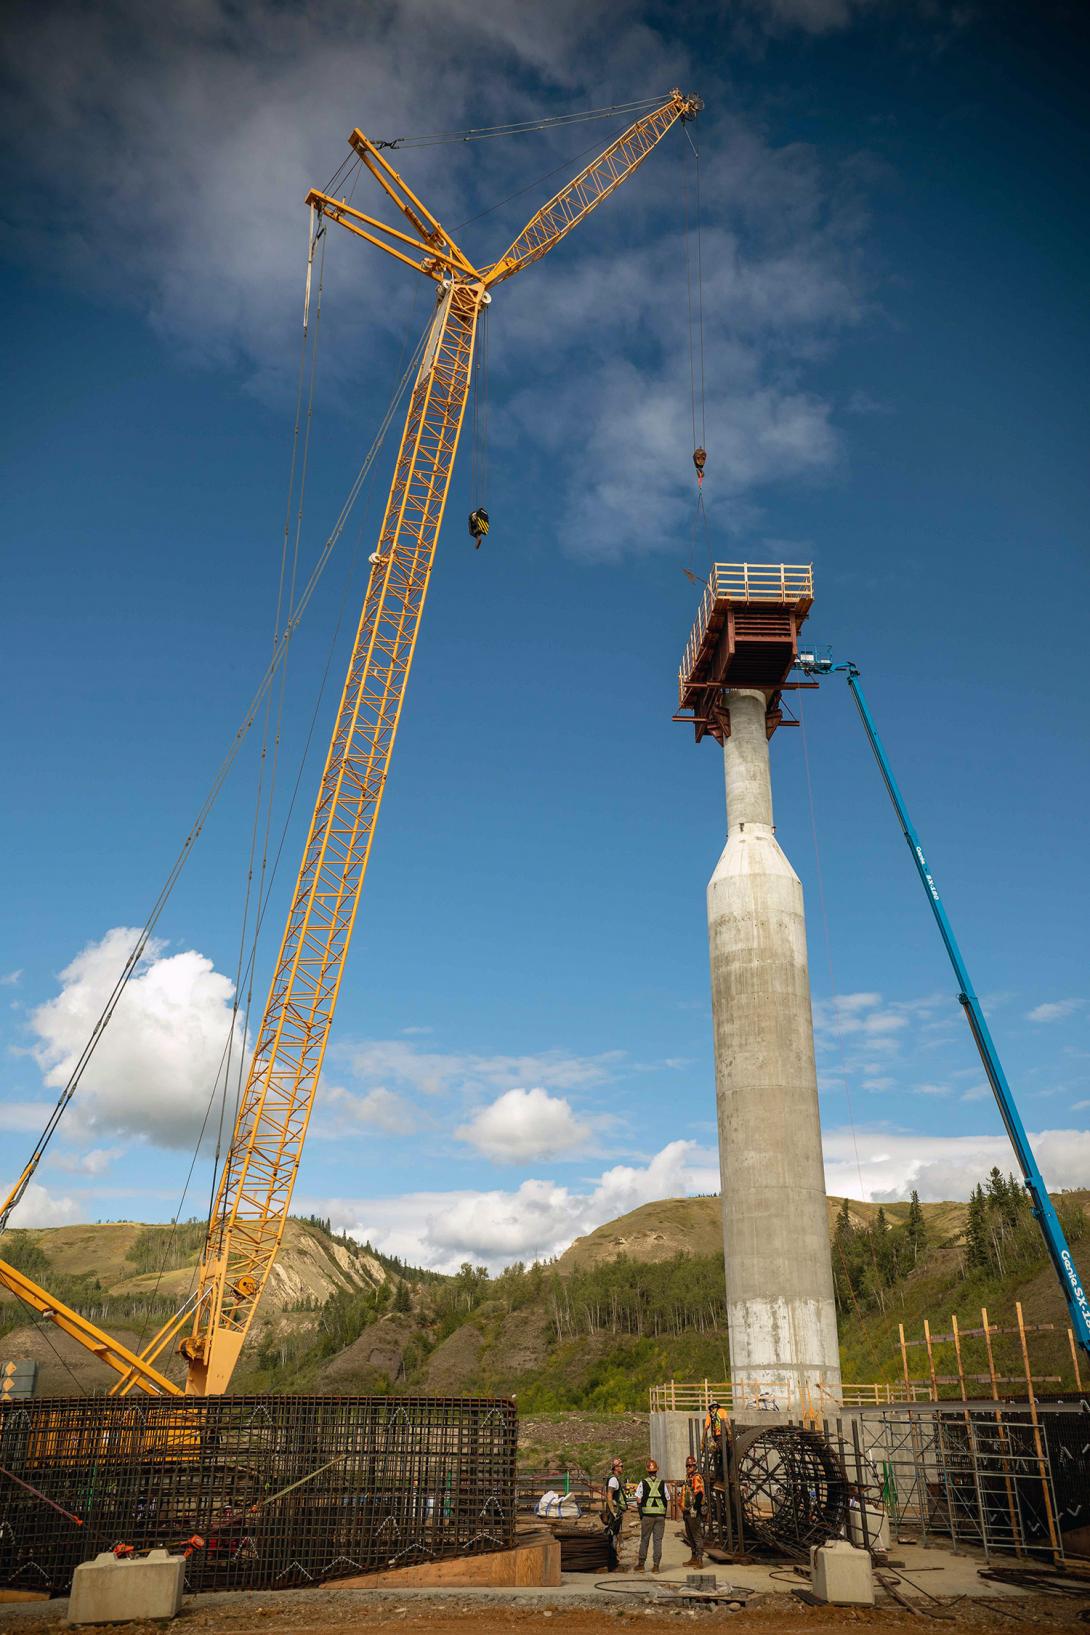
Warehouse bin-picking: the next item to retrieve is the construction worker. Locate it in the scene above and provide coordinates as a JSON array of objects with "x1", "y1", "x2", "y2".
[
  {"x1": 602, "y1": 1456, "x2": 627, "y2": 1571},
  {"x1": 702, "y1": 1399, "x2": 726, "y2": 1478},
  {"x1": 631, "y1": 1458, "x2": 670, "y2": 1573},
  {"x1": 681, "y1": 1454, "x2": 705, "y2": 1568}
]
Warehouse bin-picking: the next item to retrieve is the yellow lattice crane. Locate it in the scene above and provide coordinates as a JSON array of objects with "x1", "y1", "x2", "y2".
[{"x1": 0, "y1": 89, "x2": 700, "y2": 1397}]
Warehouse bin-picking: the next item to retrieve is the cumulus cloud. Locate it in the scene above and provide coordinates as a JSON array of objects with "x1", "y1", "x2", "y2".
[
  {"x1": 28, "y1": 927, "x2": 244, "y2": 1149},
  {"x1": 455, "y1": 1087, "x2": 592, "y2": 1162},
  {"x1": 308, "y1": 1123, "x2": 1090, "y2": 1272},
  {"x1": 52, "y1": 1147, "x2": 125, "y2": 1176},
  {"x1": 0, "y1": 0, "x2": 876, "y2": 557},
  {"x1": 313, "y1": 1138, "x2": 718, "y2": 1270},
  {"x1": 822, "y1": 1126, "x2": 1090, "y2": 1204},
  {"x1": 2, "y1": 1181, "x2": 81, "y2": 1230},
  {"x1": 322, "y1": 1085, "x2": 418, "y2": 1136},
  {"x1": 0, "y1": 1100, "x2": 56, "y2": 1133},
  {"x1": 1027, "y1": 999, "x2": 1084, "y2": 1024}
]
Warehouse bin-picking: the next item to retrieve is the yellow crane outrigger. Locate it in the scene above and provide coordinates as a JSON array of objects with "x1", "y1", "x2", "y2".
[{"x1": 0, "y1": 90, "x2": 701, "y2": 1397}]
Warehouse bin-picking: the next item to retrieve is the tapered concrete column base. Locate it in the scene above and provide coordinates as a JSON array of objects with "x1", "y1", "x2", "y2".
[{"x1": 708, "y1": 689, "x2": 840, "y2": 1404}]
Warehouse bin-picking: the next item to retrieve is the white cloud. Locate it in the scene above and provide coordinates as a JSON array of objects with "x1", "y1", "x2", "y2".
[
  {"x1": 1, "y1": 1181, "x2": 81, "y2": 1229},
  {"x1": 0, "y1": 1100, "x2": 56, "y2": 1133},
  {"x1": 322, "y1": 1085, "x2": 418, "y2": 1136},
  {"x1": 0, "y1": 2, "x2": 876, "y2": 558},
  {"x1": 313, "y1": 1138, "x2": 718, "y2": 1270},
  {"x1": 455, "y1": 1087, "x2": 591, "y2": 1163},
  {"x1": 1073, "y1": 1100, "x2": 1090, "y2": 1112},
  {"x1": 28, "y1": 927, "x2": 245, "y2": 1149},
  {"x1": 53, "y1": 1147, "x2": 124, "y2": 1176},
  {"x1": 0, "y1": 970, "x2": 22, "y2": 987},
  {"x1": 1027, "y1": 999, "x2": 1084, "y2": 1024},
  {"x1": 343, "y1": 1039, "x2": 619, "y2": 1099},
  {"x1": 822, "y1": 1126, "x2": 1090, "y2": 1204}
]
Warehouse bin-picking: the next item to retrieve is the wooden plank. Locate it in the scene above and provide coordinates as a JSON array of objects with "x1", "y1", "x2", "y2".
[{"x1": 339, "y1": 1535, "x2": 561, "y2": 1590}]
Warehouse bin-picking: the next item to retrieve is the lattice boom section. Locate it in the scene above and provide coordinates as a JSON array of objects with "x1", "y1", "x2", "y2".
[
  {"x1": 202, "y1": 288, "x2": 481, "y2": 1356},
  {"x1": 490, "y1": 99, "x2": 684, "y2": 282},
  {"x1": 0, "y1": 1393, "x2": 517, "y2": 1594}
]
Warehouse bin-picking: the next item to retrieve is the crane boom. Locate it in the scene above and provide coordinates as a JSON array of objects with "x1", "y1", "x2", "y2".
[
  {"x1": 183, "y1": 284, "x2": 481, "y2": 1392},
  {"x1": 484, "y1": 94, "x2": 700, "y2": 286},
  {"x1": 181, "y1": 90, "x2": 699, "y2": 1393},
  {"x1": 0, "y1": 90, "x2": 698, "y2": 1397},
  {"x1": 797, "y1": 655, "x2": 1090, "y2": 1359}
]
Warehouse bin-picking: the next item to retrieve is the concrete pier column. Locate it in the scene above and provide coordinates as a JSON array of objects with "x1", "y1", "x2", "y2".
[{"x1": 707, "y1": 688, "x2": 841, "y2": 1411}]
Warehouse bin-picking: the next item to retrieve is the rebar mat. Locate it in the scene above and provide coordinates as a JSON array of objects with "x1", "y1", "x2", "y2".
[{"x1": 0, "y1": 1393, "x2": 517, "y2": 1594}]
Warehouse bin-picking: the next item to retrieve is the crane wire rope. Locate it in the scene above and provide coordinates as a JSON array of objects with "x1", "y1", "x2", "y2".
[
  {"x1": 373, "y1": 94, "x2": 668, "y2": 150},
  {"x1": 214, "y1": 220, "x2": 326, "y2": 1194},
  {"x1": 798, "y1": 698, "x2": 892, "y2": 1330},
  {"x1": 0, "y1": 1263, "x2": 91, "y2": 1397},
  {"x1": 137, "y1": 310, "x2": 426, "y2": 1322},
  {"x1": 682, "y1": 132, "x2": 708, "y2": 570},
  {"x1": 0, "y1": 309, "x2": 431, "y2": 1240},
  {"x1": 215, "y1": 223, "x2": 330, "y2": 1198},
  {"x1": 798, "y1": 699, "x2": 869, "y2": 1204},
  {"x1": 137, "y1": 419, "x2": 381, "y2": 1348},
  {"x1": 454, "y1": 130, "x2": 613, "y2": 233}
]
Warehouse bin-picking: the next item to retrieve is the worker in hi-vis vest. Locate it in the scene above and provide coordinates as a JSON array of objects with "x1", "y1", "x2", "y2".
[
  {"x1": 632, "y1": 1458, "x2": 671, "y2": 1573},
  {"x1": 602, "y1": 1456, "x2": 627, "y2": 1571},
  {"x1": 681, "y1": 1453, "x2": 706, "y2": 1568}
]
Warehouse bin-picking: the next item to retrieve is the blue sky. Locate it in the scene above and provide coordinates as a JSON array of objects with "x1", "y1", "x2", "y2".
[{"x1": 1, "y1": 0, "x2": 1088, "y2": 1270}]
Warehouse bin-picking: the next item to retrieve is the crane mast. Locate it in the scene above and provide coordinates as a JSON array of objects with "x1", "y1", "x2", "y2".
[{"x1": 0, "y1": 90, "x2": 700, "y2": 1397}]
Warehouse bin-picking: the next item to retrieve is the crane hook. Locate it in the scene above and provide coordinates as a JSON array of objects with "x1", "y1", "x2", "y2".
[{"x1": 692, "y1": 447, "x2": 707, "y2": 487}]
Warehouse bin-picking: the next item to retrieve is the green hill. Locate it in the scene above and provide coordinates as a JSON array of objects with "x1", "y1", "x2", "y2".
[{"x1": 1, "y1": 1182, "x2": 1086, "y2": 1410}]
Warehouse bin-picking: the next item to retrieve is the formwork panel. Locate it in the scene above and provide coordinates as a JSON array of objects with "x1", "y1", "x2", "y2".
[{"x1": 0, "y1": 1394, "x2": 517, "y2": 1595}]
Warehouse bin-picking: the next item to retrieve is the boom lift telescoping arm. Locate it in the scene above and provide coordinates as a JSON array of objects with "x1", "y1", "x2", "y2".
[
  {"x1": 0, "y1": 90, "x2": 701, "y2": 1397},
  {"x1": 797, "y1": 655, "x2": 1090, "y2": 1359}
]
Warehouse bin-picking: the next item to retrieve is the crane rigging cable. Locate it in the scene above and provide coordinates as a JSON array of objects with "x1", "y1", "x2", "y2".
[
  {"x1": 681, "y1": 132, "x2": 708, "y2": 568},
  {"x1": 373, "y1": 94, "x2": 668, "y2": 150},
  {"x1": 0, "y1": 308, "x2": 431, "y2": 1237},
  {"x1": 1, "y1": 90, "x2": 702, "y2": 1394},
  {"x1": 138, "y1": 474, "x2": 381, "y2": 1356},
  {"x1": 218, "y1": 220, "x2": 327, "y2": 1190}
]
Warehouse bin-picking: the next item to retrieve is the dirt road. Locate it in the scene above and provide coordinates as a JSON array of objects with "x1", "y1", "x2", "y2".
[{"x1": 4, "y1": 1584, "x2": 1090, "y2": 1633}]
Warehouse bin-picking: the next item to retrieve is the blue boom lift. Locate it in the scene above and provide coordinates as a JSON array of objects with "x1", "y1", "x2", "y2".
[{"x1": 795, "y1": 654, "x2": 1090, "y2": 1362}]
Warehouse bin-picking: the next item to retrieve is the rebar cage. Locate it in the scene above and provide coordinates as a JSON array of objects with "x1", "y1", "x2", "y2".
[{"x1": 0, "y1": 1394, "x2": 517, "y2": 1595}]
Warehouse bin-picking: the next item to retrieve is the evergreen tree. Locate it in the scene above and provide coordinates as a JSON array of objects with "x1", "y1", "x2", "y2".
[
  {"x1": 965, "y1": 1184, "x2": 991, "y2": 1270},
  {"x1": 905, "y1": 1189, "x2": 927, "y2": 1266}
]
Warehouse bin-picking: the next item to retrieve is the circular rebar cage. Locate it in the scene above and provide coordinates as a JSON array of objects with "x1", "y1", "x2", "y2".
[{"x1": 733, "y1": 1425, "x2": 849, "y2": 1557}]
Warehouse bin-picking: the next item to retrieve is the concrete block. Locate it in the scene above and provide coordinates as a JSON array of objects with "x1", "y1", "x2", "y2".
[
  {"x1": 811, "y1": 1540, "x2": 874, "y2": 1606},
  {"x1": 69, "y1": 1549, "x2": 184, "y2": 1625},
  {"x1": 847, "y1": 1500, "x2": 891, "y2": 1553}
]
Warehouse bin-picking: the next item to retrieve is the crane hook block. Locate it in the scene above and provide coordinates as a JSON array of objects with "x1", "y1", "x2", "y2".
[
  {"x1": 693, "y1": 447, "x2": 707, "y2": 484},
  {"x1": 468, "y1": 507, "x2": 490, "y2": 548}
]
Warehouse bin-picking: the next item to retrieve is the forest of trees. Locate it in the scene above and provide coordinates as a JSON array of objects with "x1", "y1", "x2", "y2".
[
  {"x1": 832, "y1": 1170, "x2": 1086, "y2": 1316},
  {"x1": 832, "y1": 1192, "x2": 928, "y2": 1314}
]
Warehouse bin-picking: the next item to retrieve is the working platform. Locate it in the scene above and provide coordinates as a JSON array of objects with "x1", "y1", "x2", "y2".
[{"x1": 676, "y1": 562, "x2": 813, "y2": 742}]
